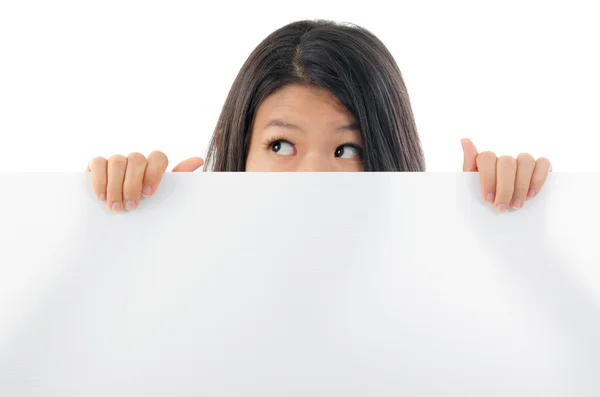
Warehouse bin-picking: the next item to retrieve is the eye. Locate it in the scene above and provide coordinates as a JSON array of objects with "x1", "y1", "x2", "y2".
[
  {"x1": 270, "y1": 140, "x2": 295, "y2": 156},
  {"x1": 335, "y1": 144, "x2": 363, "y2": 159}
]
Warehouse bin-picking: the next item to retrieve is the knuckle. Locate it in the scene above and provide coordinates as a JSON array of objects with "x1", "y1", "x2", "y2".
[
  {"x1": 149, "y1": 150, "x2": 168, "y2": 163},
  {"x1": 108, "y1": 154, "x2": 127, "y2": 166},
  {"x1": 517, "y1": 152, "x2": 535, "y2": 163},
  {"x1": 497, "y1": 155, "x2": 516, "y2": 167},
  {"x1": 476, "y1": 151, "x2": 497, "y2": 170},
  {"x1": 89, "y1": 156, "x2": 107, "y2": 169},
  {"x1": 90, "y1": 156, "x2": 106, "y2": 165},
  {"x1": 536, "y1": 156, "x2": 551, "y2": 166},
  {"x1": 478, "y1": 151, "x2": 496, "y2": 161},
  {"x1": 127, "y1": 152, "x2": 147, "y2": 165},
  {"x1": 150, "y1": 150, "x2": 167, "y2": 159}
]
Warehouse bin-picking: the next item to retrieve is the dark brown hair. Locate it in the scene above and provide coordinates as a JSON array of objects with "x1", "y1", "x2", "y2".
[{"x1": 203, "y1": 19, "x2": 426, "y2": 172}]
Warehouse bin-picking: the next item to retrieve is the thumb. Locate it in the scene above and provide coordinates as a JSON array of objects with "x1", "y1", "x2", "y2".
[
  {"x1": 461, "y1": 138, "x2": 479, "y2": 172},
  {"x1": 171, "y1": 157, "x2": 205, "y2": 172}
]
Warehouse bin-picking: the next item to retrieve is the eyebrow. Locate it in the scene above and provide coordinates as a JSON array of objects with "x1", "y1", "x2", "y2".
[{"x1": 264, "y1": 119, "x2": 359, "y2": 132}]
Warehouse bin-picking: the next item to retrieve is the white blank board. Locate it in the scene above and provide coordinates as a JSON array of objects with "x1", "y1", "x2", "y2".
[{"x1": 0, "y1": 173, "x2": 599, "y2": 397}]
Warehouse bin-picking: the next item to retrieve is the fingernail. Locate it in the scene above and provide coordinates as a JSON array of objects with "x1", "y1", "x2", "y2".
[
  {"x1": 142, "y1": 185, "x2": 152, "y2": 196},
  {"x1": 512, "y1": 198, "x2": 522, "y2": 209},
  {"x1": 486, "y1": 193, "x2": 495, "y2": 203},
  {"x1": 99, "y1": 192, "x2": 106, "y2": 201},
  {"x1": 125, "y1": 200, "x2": 136, "y2": 210},
  {"x1": 496, "y1": 203, "x2": 507, "y2": 213},
  {"x1": 527, "y1": 188, "x2": 536, "y2": 198},
  {"x1": 111, "y1": 202, "x2": 121, "y2": 212}
]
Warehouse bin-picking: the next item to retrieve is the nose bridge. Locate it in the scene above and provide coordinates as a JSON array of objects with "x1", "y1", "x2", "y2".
[{"x1": 295, "y1": 151, "x2": 333, "y2": 172}]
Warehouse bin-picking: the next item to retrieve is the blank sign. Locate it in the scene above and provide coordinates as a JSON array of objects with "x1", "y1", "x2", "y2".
[{"x1": 0, "y1": 173, "x2": 598, "y2": 396}]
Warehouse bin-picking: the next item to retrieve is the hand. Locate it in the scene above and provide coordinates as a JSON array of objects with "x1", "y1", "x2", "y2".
[
  {"x1": 86, "y1": 151, "x2": 204, "y2": 212},
  {"x1": 461, "y1": 138, "x2": 551, "y2": 213}
]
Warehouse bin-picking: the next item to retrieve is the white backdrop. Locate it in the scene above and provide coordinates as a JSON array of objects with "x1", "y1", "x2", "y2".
[
  {"x1": 0, "y1": 173, "x2": 599, "y2": 396},
  {"x1": 0, "y1": 0, "x2": 598, "y2": 172}
]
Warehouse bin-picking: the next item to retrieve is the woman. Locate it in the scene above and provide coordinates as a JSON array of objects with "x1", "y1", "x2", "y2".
[{"x1": 86, "y1": 19, "x2": 551, "y2": 213}]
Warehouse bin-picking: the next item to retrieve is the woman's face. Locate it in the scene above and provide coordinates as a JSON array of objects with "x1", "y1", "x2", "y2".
[{"x1": 246, "y1": 84, "x2": 364, "y2": 172}]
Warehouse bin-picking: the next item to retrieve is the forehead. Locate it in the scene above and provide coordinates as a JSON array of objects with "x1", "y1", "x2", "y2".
[{"x1": 255, "y1": 84, "x2": 354, "y2": 122}]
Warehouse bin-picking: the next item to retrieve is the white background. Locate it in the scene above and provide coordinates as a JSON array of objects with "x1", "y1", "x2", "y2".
[{"x1": 0, "y1": 0, "x2": 598, "y2": 172}]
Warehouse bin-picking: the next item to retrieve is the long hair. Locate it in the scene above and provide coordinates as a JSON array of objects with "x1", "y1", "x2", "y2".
[{"x1": 203, "y1": 19, "x2": 426, "y2": 172}]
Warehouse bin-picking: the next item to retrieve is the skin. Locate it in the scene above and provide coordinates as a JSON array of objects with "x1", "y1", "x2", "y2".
[
  {"x1": 86, "y1": 84, "x2": 552, "y2": 214},
  {"x1": 245, "y1": 84, "x2": 364, "y2": 172}
]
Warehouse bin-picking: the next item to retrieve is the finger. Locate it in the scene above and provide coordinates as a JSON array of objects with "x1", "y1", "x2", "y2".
[
  {"x1": 475, "y1": 151, "x2": 498, "y2": 203},
  {"x1": 528, "y1": 157, "x2": 552, "y2": 199},
  {"x1": 461, "y1": 138, "x2": 479, "y2": 172},
  {"x1": 511, "y1": 153, "x2": 535, "y2": 209},
  {"x1": 493, "y1": 155, "x2": 517, "y2": 213},
  {"x1": 142, "y1": 150, "x2": 169, "y2": 197},
  {"x1": 172, "y1": 157, "x2": 205, "y2": 172},
  {"x1": 107, "y1": 155, "x2": 127, "y2": 212},
  {"x1": 88, "y1": 157, "x2": 108, "y2": 201},
  {"x1": 123, "y1": 152, "x2": 148, "y2": 211}
]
